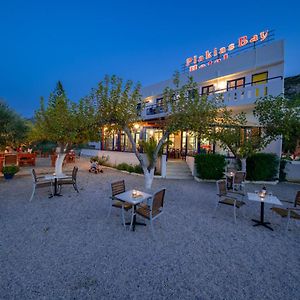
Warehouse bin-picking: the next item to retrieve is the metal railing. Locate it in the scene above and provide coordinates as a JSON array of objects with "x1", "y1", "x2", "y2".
[{"x1": 141, "y1": 75, "x2": 283, "y2": 117}]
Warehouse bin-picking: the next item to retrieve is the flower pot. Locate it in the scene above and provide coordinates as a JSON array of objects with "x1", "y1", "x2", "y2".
[{"x1": 4, "y1": 173, "x2": 14, "y2": 179}]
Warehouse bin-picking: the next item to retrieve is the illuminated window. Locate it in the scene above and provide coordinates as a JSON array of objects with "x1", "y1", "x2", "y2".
[
  {"x1": 252, "y1": 72, "x2": 268, "y2": 96},
  {"x1": 201, "y1": 85, "x2": 214, "y2": 95},
  {"x1": 227, "y1": 77, "x2": 245, "y2": 91},
  {"x1": 252, "y1": 72, "x2": 268, "y2": 85}
]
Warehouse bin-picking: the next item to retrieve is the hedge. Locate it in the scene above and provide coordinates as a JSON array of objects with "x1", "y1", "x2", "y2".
[
  {"x1": 246, "y1": 153, "x2": 279, "y2": 181},
  {"x1": 195, "y1": 153, "x2": 226, "y2": 180}
]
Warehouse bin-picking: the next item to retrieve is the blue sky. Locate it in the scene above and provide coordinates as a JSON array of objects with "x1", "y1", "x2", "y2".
[{"x1": 0, "y1": 0, "x2": 299, "y2": 117}]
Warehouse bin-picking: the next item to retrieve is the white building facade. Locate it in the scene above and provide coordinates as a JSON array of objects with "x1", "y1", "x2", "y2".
[{"x1": 95, "y1": 30, "x2": 284, "y2": 160}]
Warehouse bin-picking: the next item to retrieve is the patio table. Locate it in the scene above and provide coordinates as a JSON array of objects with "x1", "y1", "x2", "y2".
[
  {"x1": 115, "y1": 189, "x2": 152, "y2": 231},
  {"x1": 44, "y1": 173, "x2": 69, "y2": 198},
  {"x1": 247, "y1": 192, "x2": 282, "y2": 231}
]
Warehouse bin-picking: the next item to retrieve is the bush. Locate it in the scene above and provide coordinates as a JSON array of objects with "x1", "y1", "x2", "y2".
[
  {"x1": 134, "y1": 164, "x2": 143, "y2": 174},
  {"x1": 279, "y1": 159, "x2": 287, "y2": 182},
  {"x1": 195, "y1": 153, "x2": 226, "y2": 180},
  {"x1": 2, "y1": 165, "x2": 20, "y2": 175},
  {"x1": 246, "y1": 153, "x2": 279, "y2": 181},
  {"x1": 116, "y1": 163, "x2": 144, "y2": 174}
]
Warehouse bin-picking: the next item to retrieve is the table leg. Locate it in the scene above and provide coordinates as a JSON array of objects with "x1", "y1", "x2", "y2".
[
  {"x1": 126, "y1": 204, "x2": 146, "y2": 231},
  {"x1": 252, "y1": 202, "x2": 273, "y2": 231}
]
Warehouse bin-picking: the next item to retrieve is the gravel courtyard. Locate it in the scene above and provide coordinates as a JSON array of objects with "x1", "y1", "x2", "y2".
[{"x1": 1, "y1": 158, "x2": 299, "y2": 299}]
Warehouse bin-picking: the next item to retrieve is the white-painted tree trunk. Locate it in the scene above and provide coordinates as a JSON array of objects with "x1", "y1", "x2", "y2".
[
  {"x1": 241, "y1": 158, "x2": 247, "y2": 172},
  {"x1": 144, "y1": 168, "x2": 155, "y2": 190},
  {"x1": 55, "y1": 153, "x2": 66, "y2": 175}
]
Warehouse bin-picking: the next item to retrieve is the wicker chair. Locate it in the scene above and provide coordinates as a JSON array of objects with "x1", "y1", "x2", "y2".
[
  {"x1": 271, "y1": 191, "x2": 300, "y2": 231},
  {"x1": 108, "y1": 180, "x2": 132, "y2": 227},
  {"x1": 215, "y1": 180, "x2": 245, "y2": 223},
  {"x1": 57, "y1": 166, "x2": 79, "y2": 193},
  {"x1": 232, "y1": 171, "x2": 246, "y2": 191},
  {"x1": 29, "y1": 169, "x2": 53, "y2": 201},
  {"x1": 134, "y1": 189, "x2": 166, "y2": 236}
]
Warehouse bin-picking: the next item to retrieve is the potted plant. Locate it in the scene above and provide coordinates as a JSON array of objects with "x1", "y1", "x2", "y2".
[{"x1": 2, "y1": 165, "x2": 20, "y2": 179}]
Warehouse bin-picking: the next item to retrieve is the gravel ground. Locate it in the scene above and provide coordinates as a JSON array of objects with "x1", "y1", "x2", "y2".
[{"x1": 0, "y1": 158, "x2": 299, "y2": 300}]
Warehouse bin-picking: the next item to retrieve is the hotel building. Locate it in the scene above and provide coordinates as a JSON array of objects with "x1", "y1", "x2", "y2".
[{"x1": 95, "y1": 30, "x2": 284, "y2": 161}]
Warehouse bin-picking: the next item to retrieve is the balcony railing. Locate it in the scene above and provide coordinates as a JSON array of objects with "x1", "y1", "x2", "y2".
[{"x1": 140, "y1": 76, "x2": 283, "y2": 119}]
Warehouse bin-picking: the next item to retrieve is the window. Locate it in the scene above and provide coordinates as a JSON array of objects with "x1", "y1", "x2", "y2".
[
  {"x1": 201, "y1": 85, "x2": 214, "y2": 95},
  {"x1": 252, "y1": 72, "x2": 268, "y2": 96},
  {"x1": 227, "y1": 77, "x2": 245, "y2": 91},
  {"x1": 252, "y1": 72, "x2": 268, "y2": 85}
]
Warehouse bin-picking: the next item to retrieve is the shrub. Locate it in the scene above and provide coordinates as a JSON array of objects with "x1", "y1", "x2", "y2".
[
  {"x1": 116, "y1": 163, "x2": 129, "y2": 171},
  {"x1": 134, "y1": 164, "x2": 143, "y2": 174},
  {"x1": 2, "y1": 165, "x2": 20, "y2": 175},
  {"x1": 279, "y1": 159, "x2": 287, "y2": 182},
  {"x1": 195, "y1": 153, "x2": 226, "y2": 180},
  {"x1": 246, "y1": 153, "x2": 279, "y2": 181},
  {"x1": 116, "y1": 163, "x2": 144, "y2": 174}
]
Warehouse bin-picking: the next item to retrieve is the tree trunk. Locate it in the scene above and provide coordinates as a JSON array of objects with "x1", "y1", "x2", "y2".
[
  {"x1": 241, "y1": 158, "x2": 247, "y2": 172},
  {"x1": 55, "y1": 144, "x2": 67, "y2": 175},
  {"x1": 143, "y1": 167, "x2": 155, "y2": 190}
]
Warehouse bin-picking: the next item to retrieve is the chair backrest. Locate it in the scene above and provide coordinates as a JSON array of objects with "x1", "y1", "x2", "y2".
[
  {"x1": 216, "y1": 180, "x2": 227, "y2": 196},
  {"x1": 294, "y1": 191, "x2": 300, "y2": 207},
  {"x1": 72, "y1": 166, "x2": 78, "y2": 182},
  {"x1": 234, "y1": 171, "x2": 246, "y2": 184},
  {"x1": 31, "y1": 169, "x2": 37, "y2": 183},
  {"x1": 111, "y1": 180, "x2": 125, "y2": 197},
  {"x1": 5, "y1": 154, "x2": 17, "y2": 166},
  {"x1": 152, "y1": 189, "x2": 166, "y2": 212}
]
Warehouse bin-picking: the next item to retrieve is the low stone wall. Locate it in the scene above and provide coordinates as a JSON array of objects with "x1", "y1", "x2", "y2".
[
  {"x1": 80, "y1": 149, "x2": 163, "y2": 174},
  {"x1": 285, "y1": 161, "x2": 300, "y2": 182}
]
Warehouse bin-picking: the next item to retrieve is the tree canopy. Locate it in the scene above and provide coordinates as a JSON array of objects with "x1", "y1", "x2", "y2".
[
  {"x1": 0, "y1": 101, "x2": 29, "y2": 150},
  {"x1": 30, "y1": 81, "x2": 99, "y2": 152}
]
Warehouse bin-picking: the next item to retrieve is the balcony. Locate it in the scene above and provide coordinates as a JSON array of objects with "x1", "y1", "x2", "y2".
[{"x1": 140, "y1": 76, "x2": 283, "y2": 120}]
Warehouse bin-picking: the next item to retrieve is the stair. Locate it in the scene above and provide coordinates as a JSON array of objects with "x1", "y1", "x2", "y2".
[{"x1": 166, "y1": 159, "x2": 194, "y2": 180}]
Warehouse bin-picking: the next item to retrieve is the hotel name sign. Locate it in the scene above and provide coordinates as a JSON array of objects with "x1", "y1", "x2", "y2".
[{"x1": 186, "y1": 30, "x2": 269, "y2": 72}]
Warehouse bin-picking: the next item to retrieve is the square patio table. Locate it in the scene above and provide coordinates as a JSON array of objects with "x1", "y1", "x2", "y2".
[
  {"x1": 247, "y1": 192, "x2": 282, "y2": 231},
  {"x1": 44, "y1": 173, "x2": 69, "y2": 198},
  {"x1": 115, "y1": 189, "x2": 152, "y2": 231}
]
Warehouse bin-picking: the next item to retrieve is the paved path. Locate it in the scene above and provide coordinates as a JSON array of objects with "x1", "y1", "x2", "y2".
[{"x1": 0, "y1": 158, "x2": 299, "y2": 299}]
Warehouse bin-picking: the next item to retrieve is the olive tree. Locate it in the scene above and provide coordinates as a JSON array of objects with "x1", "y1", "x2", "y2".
[
  {"x1": 94, "y1": 74, "x2": 221, "y2": 189},
  {"x1": 0, "y1": 101, "x2": 29, "y2": 150},
  {"x1": 31, "y1": 81, "x2": 99, "y2": 174}
]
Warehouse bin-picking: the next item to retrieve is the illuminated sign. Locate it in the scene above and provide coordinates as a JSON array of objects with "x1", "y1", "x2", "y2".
[{"x1": 186, "y1": 30, "x2": 269, "y2": 72}]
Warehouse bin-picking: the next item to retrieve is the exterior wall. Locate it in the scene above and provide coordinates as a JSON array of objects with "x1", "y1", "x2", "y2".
[
  {"x1": 285, "y1": 161, "x2": 300, "y2": 182},
  {"x1": 80, "y1": 149, "x2": 163, "y2": 174},
  {"x1": 186, "y1": 155, "x2": 195, "y2": 176},
  {"x1": 81, "y1": 149, "x2": 139, "y2": 166}
]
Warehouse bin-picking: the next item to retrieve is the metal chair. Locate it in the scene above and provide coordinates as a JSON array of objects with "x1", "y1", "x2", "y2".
[
  {"x1": 57, "y1": 166, "x2": 79, "y2": 193},
  {"x1": 29, "y1": 169, "x2": 53, "y2": 201},
  {"x1": 108, "y1": 180, "x2": 132, "y2": 227},
  {"x1": 215, "y1": 180, "x2": 245, "y2": 223},
  {"x1": 233, "y1": 171, "x2": 246, "y2": 192},
  {"x1": 271, "y1": 191, "x2": 300, "y2": 231},
  {"x1": 134, "y1": 188, "x2": 166, "y2": 237}
]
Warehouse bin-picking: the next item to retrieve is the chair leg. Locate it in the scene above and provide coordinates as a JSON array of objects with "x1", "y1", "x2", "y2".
[
  {"x1": 107, "y1": 203, "x2": 112, "y2": 219},
  {"x1": 121, "y1": 205, "x2": 126, "y2": 228},
  {"x1": 213, "y1": 201, "x2": 219, "y2": 216},
  {"x1": 286, "y1": 213, "x2": 291, "y2": 232},
  {"x1": 129, "y1": 208, "x2": 135, "y2": 231},
  {"x1": 150, "y1": 217, "x2": 155, "y2": 239},
  {"x1": 233, "y1": 204, "x2": 237, "y2": 224},
  {"x1": 73, "y1": 182, "x2": 79, "y2": 193},
  {"x1": 29, "y1": 185, "x2": 36, "y2": 202}
]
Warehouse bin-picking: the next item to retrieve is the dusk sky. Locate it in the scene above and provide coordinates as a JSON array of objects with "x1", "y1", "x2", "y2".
[{"x1": 0, "y1": 0, "x2": 299, "y2": 117}]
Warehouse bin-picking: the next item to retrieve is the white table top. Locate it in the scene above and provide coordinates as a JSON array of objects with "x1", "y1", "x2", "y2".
[
  {"x1": 44, "y1": 173, "x2": 69, "y2": 180},
  {"x1": 115, "y1": 189, "x2": 152, "y2": 205},
  {"x1": 247, "y1": 192, "x2": 282, "y2": 206}
]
